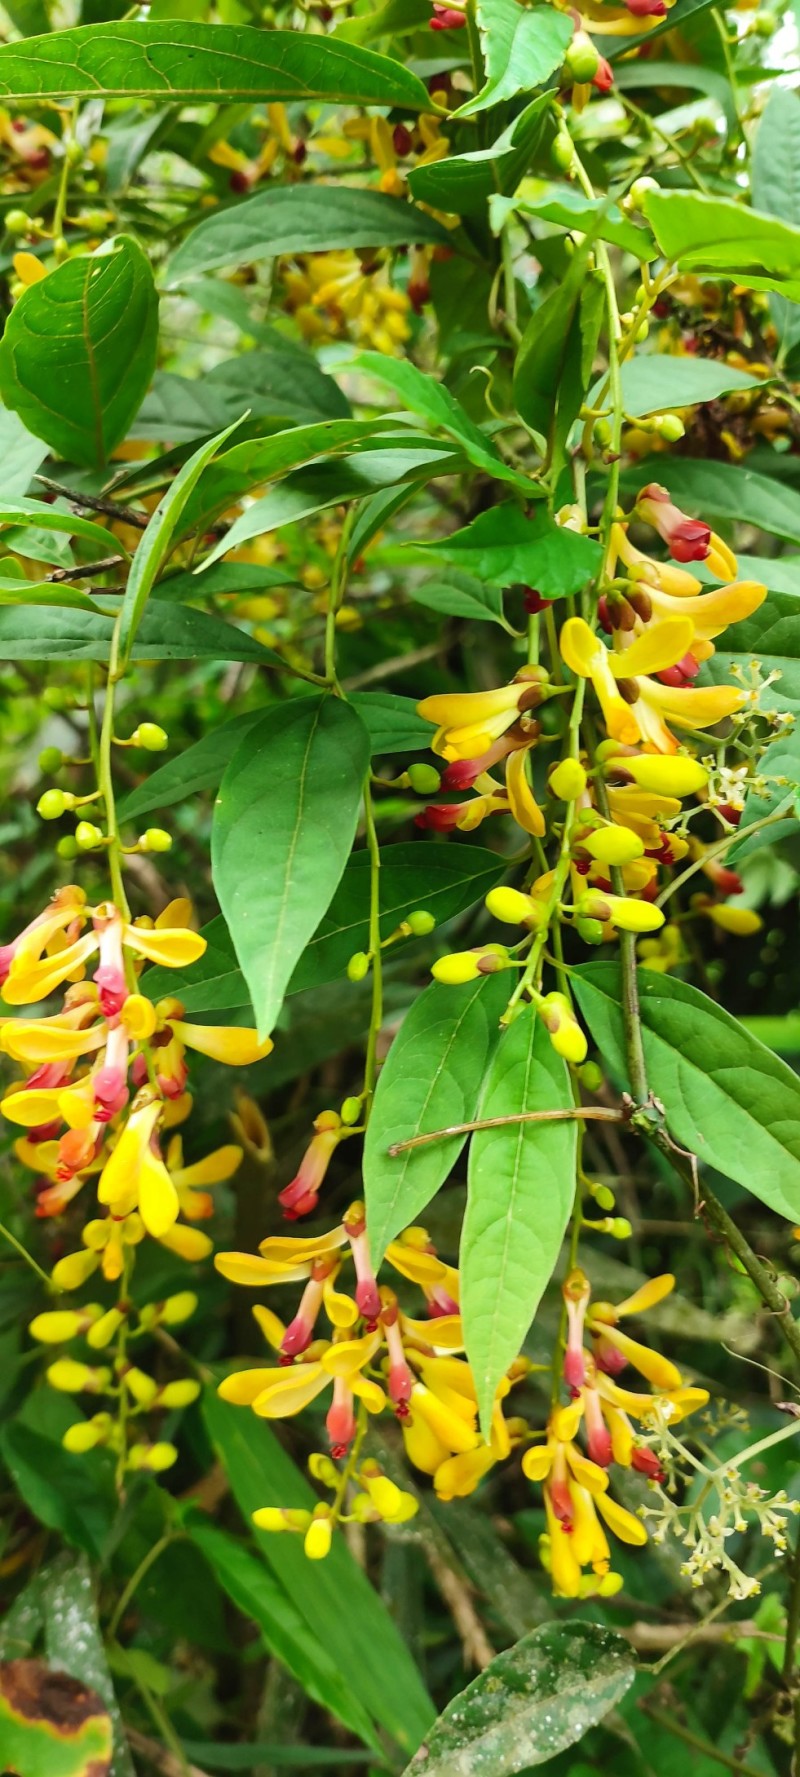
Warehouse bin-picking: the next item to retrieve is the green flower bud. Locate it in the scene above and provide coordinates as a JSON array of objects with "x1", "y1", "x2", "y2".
[
  {"x1": 340, "y1": 1095, "x2": 362, "y2": 1126},
  {"x1": 38, "y1": 745, "x2": 63, "y2": 774},
  {"x1": 407, "y1": 763, "x2": 441, "y2": 795},
  {"x1": 578, "y1": 1060, "x2": 604, "y2": 1093},
  {"x1": 130, "y1": 722, "x2": 168, "y2": 751},
  {"x1": 56, "y1": 836, "x2": 80, "y2": 861},
  {"x1": 406, "y1": 909, "x2": 436, "y2": 936},
  {"x1": 124, "y1": 1367, "x2": 159, "y2": 1406},
  {"x1": 160, "y1": 1291, "x2": 198, "y2": 1327},
  {"x1": 565, "y1": 31, "x2": 599, "y2": 81},
  {"x1": 576, "y1": 916, "x2": 606, "y2": 946},
  {"x1": 128, "y1": 1441, "x2": 178, "y2": 1472},
  {"x1": 5, "y1": 208, "x2": 30, "y2": 236},
  {"x1": 157, "y1": 1379, "x2": 201, "y2": 1409},
  {"x1": 654, "y1": 412, "x2": 686, "y2": 443},
  {"x1": 140, "y1": 828, "x2": 172, "y2": 853},
  {"x1": 551, "y1": 129, "x2": 574, "y2": 172},
  {"x1": 347, "y1": 951, "x2": 370, "y2": 982},
  {"x1": 37, "y1": 788, "x2": 72, "y2": 820},
  {"x1": 87, "y1": 1306, "x2": 125, "y2": 1350},
  {"x1": 75, "y1": 820, "x2": 105, "y2": 850}
]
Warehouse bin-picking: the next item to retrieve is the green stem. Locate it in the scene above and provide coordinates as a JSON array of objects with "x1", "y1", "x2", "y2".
[
  {"x1": 98, "y1": 614, "x2": 130, "y2": 921},
  {"x1": 108, "y1": 1531, "x2": 178, "y2": 1640},
  {"x1": 362, "y1": 781, "x2": 383, "y2": 1112},
  {"x1": 657, "y1": 808, "x2": 791, "y2": 908},
  {"x1": 619, "y1": 94, "x2": 710, "y2": 194},
  {"x1": 324, "y1": 503, "x2": 355, "y2": 688},
  {"x1": 0, "y1": 1218, "x2": 53, "y2": 1289},
  {"x1": 641, "y1": 1706, "x2": 765, "y2": 1777}
]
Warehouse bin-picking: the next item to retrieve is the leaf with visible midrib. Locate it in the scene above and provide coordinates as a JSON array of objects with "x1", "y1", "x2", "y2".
[
  {"x1": 364, "y1": 972, "x2": 509, "y2": 1267},
  {"x1": 454, "y1": 0, "x2": 572, "y2": 116},
  {"x1": 0, "y1": 236, "x2": 158, "y2": 469},
  {"x1": 168, "y1": 186, "x2": 448, "y2": 283},
  {"x1": 573, "y1": 962, "x2": 800, "y2": 1220},
  {"x1": 211, "y1": 696, "x2": 370, "y2": 1038},
  {"x1": 0, "y1": 23, "x2": 432, "y2": 109},
  {"x1": 403, "y1": 1621, "x2": 635, "y2": 1776},
  {"x1": 462, "y1": 1012, "x2": 576, "y2": 1431}
]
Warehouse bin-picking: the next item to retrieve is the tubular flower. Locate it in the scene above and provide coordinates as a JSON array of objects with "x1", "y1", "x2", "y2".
[
  {"x1": 561, "y1": 615, "x2": 745, "y2": 753},
  {"x1": 522, "y1": 1403, "x2": 644, "y2": 1597},
  {"x1": 417, "y1": 669, "x2": 548, "y2": 763},
  {"x1": 637, "y1": 483, "x2": 737, "y2": 578},
  {"x1": 278, "y1": 1111, "x2": 343, "y2": 1219}
]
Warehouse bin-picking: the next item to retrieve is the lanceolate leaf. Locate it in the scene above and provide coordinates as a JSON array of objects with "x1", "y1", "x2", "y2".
[
  {"x1": 572, "y1": 963, "x2": 800, "y2": 1220},
  {"x1": 0, "y1": 24, "x2": 432, "y2": 109},
  {"x1": 168, "y1": 186, "x2": 449, "y2": 283},
  {"x1": 0, "y1": 237, "x2": 158, "y2": 469},
  {"x1": 211, "y1": 696, "x2": 371, "y2": 1038},
  {"x1": 462, "y1": 1011, "x2": 576, "y2": 1431},
  {"x1": 0, "y1": 601, "x2": 284, "y2": 664},
  {"x1": 403, "y1": 1621, "x2": 635, "y2": 1776},
  {"x1": 364, "y1": 972, "x2": 510, "y2": 1267},
  {"x1": 408, "y1": 95, "x2": 552, "y2": 217},
  {"x1": 454, "y1": 0, "x2": 572, "y2": 116},
  {"x1": 642, "y1": 188, "x2": 800, "y2": 300},
  {"x1": 619, "y1": 354, "x2": 765, "y2": 416}
]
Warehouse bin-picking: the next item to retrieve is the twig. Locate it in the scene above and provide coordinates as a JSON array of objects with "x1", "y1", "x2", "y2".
[
  {"x1": 639, "y1": 1705, "x2": 765, "y2": 1777},
  {"x1": 342, "y1": 641, "x2": 445, "y2": 691},
  {"x1": 125, "y1": 1727, "x2": 210, "y2": 1777},
  {"x1": 625, "y1": 1619, "x2": 776, "y2": 1654},
  {"x1": 35, "y1": 475, "x2": 149, "y2": 530},
  {"x1": 388, "y1": 1105, "x2": 629, "y2": 1156},
  {"x1": 422, "y1": 1537, "x2": 495, "y2": 1671},
  {"x1": 47, "y1": 555, "x2": 125, "y2": 581}
]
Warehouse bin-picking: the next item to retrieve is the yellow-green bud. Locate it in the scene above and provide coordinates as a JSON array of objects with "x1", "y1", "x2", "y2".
[
  {"x1": 65, "y1": 138, "x2": 83, "y2": 166},
  {"x1": 304, "y1": 1511, "x2": 333, "y2": 1560},
  {"x1": 406, "y1": 909, "x2": 436, "y2": 936},
  {"x1": 590, "y1": 1182, "x2": 616, "y2": 1212},
  {"x1": 576, "y1": 916, "x2": 605, "y2": 945},
  {"x1": 485, "y1": 886, "x2": 537, "y2": 926},
  {"x1": 75, "y1": 820, "x2": 105, "y2": 851},
  {"x1": 160, "y1": 1291, "x2": 198, "y2": 1327},
  {"x1": 607, "y1": 752, "x2": 707, "y2": 797},
  {"x1": 628, "y1": 176, "x2": 658, "y2": 209},
  {"x1": 579, "y1": 890, "x2": 665, "y2": 934},
  {"x1": 5, "y1": 208, "x2": 31, "y2": 236},
  {"x1": 549, "y1": 759, "x2": 587, "y2": 801},
  {"x1": 432, "y1": 944, "x2": 509, "y2": 985},
  {"x1": 564, "y1": 30, "x2": 599, "y2": 80},
  {"x1": 130, "y1": 723, "x2": 168, "y2": 751},
  {"x1": 350, "y1": 1491, "x2": 380, "y2": 1522},
  {"x1": 56, "y1": 836, "x2": 80, "y2": 861},
  {"x1": 62, "y1": 1420, "x2": 105, "y2": 1454},
  {"x1": 30, "y1": 1306, "x2": 101, "y2": 1343},
  {"x1": 340, "y1": 1096, "x2": 362, "y2": 1126},
  {"x1": 578, "y1": 1060, "x2": 603, "y2": 1093},
  {"x1": 140, "y1": 828, "x2": 172, "y2": 853},
  {"x1": 707, "y1": 904, "x2": 762, "y2": 936},
  {"x1": 38, "y1": 746, "x2": 63, "y2": 774},
  {"x1": 157, "y1": 1379, "x2": 201, "y2": 1409},
  {"x1": 578, "y1": 826, "x2": 645, "y2": 866},
  {"x1": 551, "y1": 128, "x2": 574, "y2": 172},
  {"x1": 347, "y1": 951, "x2": 370, "y2": 982},
  {"x1": 253, "y1": 1506, "x2": 311, "y2": 1532},
  {"x1": 124, "y1": 1367, "x2": 159, "y2": 1406},
  {"x1": 47, "y1": 1359, "x2": 95, "y2": 1393},
  {"x1": 407, "y1": 763, "x2": 441, "y2": 794},
  {"x1": 655, "y1": 413, "x2": 685, "y2": 443},
  {"x1": 87, "y1": 1306, "x2": 126, "y2": 1350},
  {"x1": 308, "y1": 1451, "x2": 340, "y2": 1487},
  {"x1": 52, "y1": 1249, "x2": 98, "y2": 1291},
  {"x1": 37, "y1": 788, "x2": 74, "y2": 820},
  {"x1": 128, "y1": 1441, "x2": 178, "y2": 1472}
]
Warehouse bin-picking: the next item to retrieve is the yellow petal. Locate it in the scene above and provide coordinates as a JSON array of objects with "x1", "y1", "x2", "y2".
[
  {"x1": 125, "y1": 925, "x2": 207, "y2": 967},
  {"x1": 158, "y1": 1223, "x2": 213, "y2": 1261},
  {"x1": 545, "y1": 1500, "x2": 582, "y2": 1597},
  {"x1": 351, "y1": 1375, "x2": 387, "y2": 1412},
  {"x1": 215, "y1": 1252, "x2": 310, "y2": 1287},
  {"x1": 1, "y1": 1087, "x2": 63, "y2": 1126},
  {"x1": 0, "y1": 1022, "x2": 102, "y2": 1064},
  {"x1": 643, "y1": 680, "x2": 745, "y2": 731},
  {"x1": 566, "y1": 1448, "x2": 610, "y2": 1495},
  {"x1": 417, "y1": 685, "x2": 521, "y2": 730},
  {"x1": 174, "y1": 1144, "x2": 243, "y2": 1188},
  {"x1": 219, "y1": 1367, "x2": 275, "y2": 1405},
  {"x1": 596, "y1": 1323, "x2": 682, "y2": 1390},
  {"x1": 174, "y1": 1022, "x2": 273, "y2": 1065},
  {"x1": 522, "y1": 1443, "x2": 553, "y2": 1482},
  {"x1": 251, "y1": 1363, "x2": 329, "y2": 1418},
  {"x1": 610, "y1": 617, "x2": 694, "y2": 679},
  {"x1": 3, "y1": 933, "x2": 97, "y2": 1005},
  {"x1": 505, "y1": 746, "x2": 545, "y2": 837},
  {"x1": 259, "y1": 1227, "x2": 348, "y2": 1264},
  {"x1": 98, "y1": 1100, "x2": 160, "y2": 1207},
  {"x1": 138, "y1": 1149, "x2": 180, "y2": 1238},
  {"x1": 595, "y1": 1491, "x2": 648, "y2": 1545},
  {"x1": 401, "y1": 1312, "x2": 463, "y2": 1350},
  {"x1": 434, "y1": 1444, "x2": 496, "y2": 1500},
  {"x1": 560, "y1": 616, "x2": 600, "y2": 677},
  {"x1": 321, "y1": 1331, "x2": 381, "y2": 1378},
  {"x1": 410, "y1": 1382, "x2": 479, "y2": 1454},
  {"x1": 612, "y1": 755, "x2": 707, "y2": 797},
  {"x1": 252, "y1": 1303, "x2": 286, "y2": 1349},
  {"x1": 614, "y1": 1274, "x2": 675, "y2": 1318}
]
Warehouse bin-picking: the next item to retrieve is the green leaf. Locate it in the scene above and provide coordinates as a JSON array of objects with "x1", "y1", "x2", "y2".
[
  {"x1": 0, "y1": 1660, "x2": 112, "y2": 1777},
  {"x1": 186, "y1": 1518, "x2": 377, "y2": 1748},
  {"x1": 613, "y1": 59, "x2": 737, "y2": 127},
  {"x1": 0, "y1": 403, "x2": 48, "y2": 495},
  {"x1": 619, "y1": 353, "x2": 766, "y2": 415},
  {"x1": 0, "y1": 576, "x2": 101, "y2": 612},
  {"x1": 168, "y1": 186, "x2": 448, "y2": 283},
  {"x1": 196, "y1": 455, "x2": 438, "y2": 575},
  {"x1": 133, "y1": 346, "x2": 348, "y2": 441},
  {"x1": 398, "y1": 504, "x2": 601, "y2": 594},
  {"x1": 0, "y1": 23, "x2": 432, "y2": 108},
  {"x1": 642, "y1": 188, "x2": 800, "y2": 300},
  {"x1": 727, "y1": 724, "x2": 800, "y2": 862},
  {"x1": 351, "y1": 351, "x2": 531, "y2": 493},
  {"x1": 752, "y1": 86, "x2": 800, "y2": 351},
  {"x1": 408, "y1": 95, "x2": 552, "y2": 217},
  {"x1": 182, "y1": 1744, "x2": 371, "y2": 1770},
  {"x1": 203, "y1": 1392, "x2": 435, "y2": 1756},
  {"x1": 364, "y1": 972, "x2": 509, "y2": 1266},
  {"x1": 454, "y1": 0, "x2": 572, "y2": 117},
  {"x1": 41, "y1": 1554, "x2": 134, "y2": 1777},
  {"x1": 401, "y1": 1621, "x2": 635, "y2": 1776},
  {"x1": 178, "y1": 416, "x2": 398, "y2": 533},
  {"x1": 619, "y1": 458, "x2": 800, "y2": 546},
  {"x1": 572, "y1": 963, "x2": 800, "y2": 1221},
  {"x1": 211, "y1": 696, "x2": 370, "y2": 1037},
  {"x1": 0, "y1": 600, "x2": 283, "y2": 663},
  {"x1": 0, "y1": 237, "x2": 158, "y2": 469},
  {"x1": 502, "y1": 180, "x2": 653, "y2": 259},
  {"x1": 514, "y1": 243, "x2": 602, "y2": 442},
  {"x1": 118, "y1": 416, "x2": 243, "y2": 662},
  {"x1": 409, "y1": 571, "x2": 508, "y2": 626},
  {"x1": 0, "y1": 494, "x2": 128, "y2": 557},
  {"x1": 462, "y1": 1011, "x2": 575, "y2": 1431},
  {"x1": 350, "y1": 689, "x2": 434, "y2": 754},
  {"x1": 0, "y1": 1423, "x2": 116, "y2": 1560}
]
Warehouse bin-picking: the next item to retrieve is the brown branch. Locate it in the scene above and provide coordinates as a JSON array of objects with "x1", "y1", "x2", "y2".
[
  {"x1": 47, "y1": 555, "x2": 125, "y2": 581},
  {"x1": 126, "y1": 1727, "x2": 211, "y2": 1777},
  {"x1": 625, "y1": 1619, "x2": 776, "y2": 1654},
  {"x1": 387, "y1": 1104, "x2": 630, "y2": 1157},
  {"x1": 422, "y1": 1538, "x2": 496, "y2": 1671},
  {"x1": 35, "y1": 475, "x2": 149, "y2": 530}
]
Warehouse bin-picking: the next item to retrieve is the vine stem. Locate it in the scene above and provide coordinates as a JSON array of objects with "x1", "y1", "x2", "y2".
[
  {"x1": 640, "y1": 1706, "x2": 765, "y2": 1777},
  {"x1": 387, "y1": 1105, "x2": 628, "y2": 1155},
  {"x1": 98, "y1": 613, "x2": 130, "y2": 921},
  {"x1": 657, "y1": 807, "x2": 792, "y2": 907},
  {"x1": 0, "y1": 1218, "x2": 53, "y2": 1289},
  {"x1": 108, "y1": 1530, "x2": 179, "y2": 1639},
  {"x1": 362, "y1": 781, "x2": 383, "y2": 1113}
]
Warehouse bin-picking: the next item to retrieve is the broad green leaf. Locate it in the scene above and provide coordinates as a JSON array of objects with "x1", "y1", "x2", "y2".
[
  {"x1": 119, "y1": 415, "x2": 243, "y2": 663},
  {"x1": 211, "y1": 696, "x2": 370, "y2": 1037},
  {"x1": 402, "y1": 1621, "x2": 635, "y2": 1776},
  {"x1": 168, "y1": 186, "x2": 448, "y2": 283},
  {"x1": 0, "y1": 1660, "x2": 112, "y2": 1777},
  {"x1": 203, "y1": 1392, "x2": 435, "y2": 1756},
  {"x1": 145, "y1": 845, "x2": 504, "y2": 1011},
  {"x1": 619, "y1": 353, "x2": 765, "y2": 416},
  {"x1": 572, "y1": 962, "x2": 800, "y2": 1220},
  {"x1": 514, "y1": 242, "x2": 602, "y2": 441},
  {"x1": 351, "y1": 351, "x2": 531, "y2": 492},
  {"x1": 397, "y1": 504, "x2": 601, "y2": 594},
  {"x1": 186, "y1": 1519, "x2": 377, "y2": 1748},
  {"x1": 334, "y1": 0, "x2": 430, "y2": 42},
  {"x1": 0, "y1": 576, "x2": 101, "y2": 612},
  {"x1": 408, "y1": 95, "x2": 552, "y2": 217},
  {"x1": 0, "y1": 403, "x2": 48, "y2": 495},
  {"x1": 462, "y1": 1011, "x2": 575, "y2": 1430},
  {"x1": 133, "y1": 346, "x2": 348, "y2": 441},
  {"x1": 752, "y1": 86, "x2": 800, "y2": 352},
  {"x1": 642, "y1": 188, "x2": 800, "y2": 300},
  {"x1": 0, "y1": 23, "x2": 432, "y2": 109},
  {"x1": 409, "y1": 571, "x2": 508, "y2": 626},
  {"x1": 364, "y1": 972, "x2": 509, "y2": 1266},
  {"x1": 0, "y1": 1422, "x2": 116, "y2": 1560},
  {"x1": 178, "y1": 416, "x2": 398, "y2": 533},
  {"x1": 454, "y1": 0, "x2": 572, "y2": 117},
  {"x1": 500, "y1": 180, "x2": 653, "y2": 259},
  {"x1": 727, "y1": 723, "x2": 800, "y2": 862},
  {"x1": 619, "y1": 459, "x2": 800, "y2": 546},
  {"x1": 0, "y1": 600, "x2": 283, "y2": 663},
  {"x1": 0, "y1": 494, "x2": 127, "y2": 557},
  {"x1": 158, "y1": 562, "x2": 295, "y2": 603},
  {"x1": 118, "y1": 708, "x2": 265, "y2": 824},
  {"x1": 350, "y1": 689, "x2": 434, "y2": 754},
  {"x1": 0, "y1": 237, "x2": 158, "y2": 469},
  {"x1": 613, "y1": 59, "x2": 736, "y2": 127}
]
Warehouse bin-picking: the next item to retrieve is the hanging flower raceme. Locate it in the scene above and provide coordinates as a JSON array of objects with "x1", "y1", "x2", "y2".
[{"x1": 522, "y1": 1269, "x2": 708, "y2": 1594}]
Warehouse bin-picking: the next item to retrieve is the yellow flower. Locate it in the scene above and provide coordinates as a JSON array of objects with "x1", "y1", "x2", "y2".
[
  {"x1": 97, "y1": 1096, "x2": 178, "y2": 1238},
  {"x1": 560, "y1": 615, "x2": 695, "y2": 745}
]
